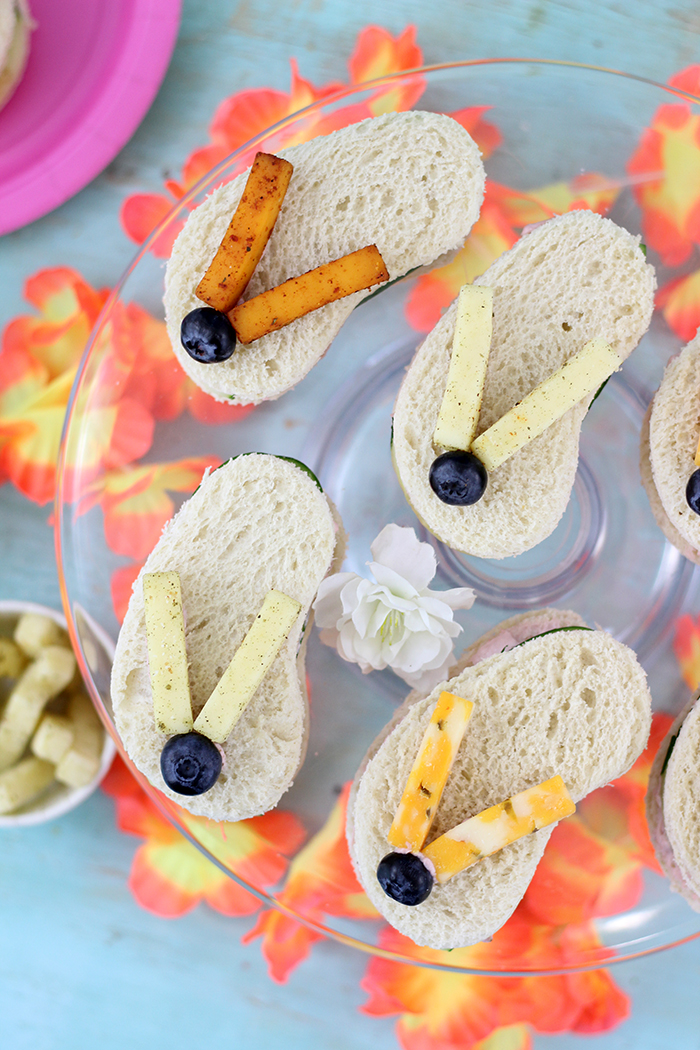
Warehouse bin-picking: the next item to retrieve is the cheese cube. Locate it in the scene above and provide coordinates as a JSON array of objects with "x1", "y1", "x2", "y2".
[
  {"x1": 14, "y1": 613, "x2": 67, "y2": 658},
  {"x1": 388, "y1": 691, "x2": 473, "y2": 852},
  {"x1": 55, "y1": 693, "x2": 104, "y2": 788},
  {"x1": 433, "y1": 285, "x2": 493, "y2": 452},
  {"x1": 0, "y1": 756, "x2": 55, "y2": 814},
  {"x1": 0, "y1": 638, "x2": 26, "y2": 679},
  {"x1": 422, "y1": 774, "x2": 575, "y2": 884},
  {"x1": 143, "y1": 571, "x2": 194, "y2": 735},
  {"x1": 31, "y1": 713, "x2": 74, "y2": 764},
  {"x1": 471, "y1": 339, "x2": 620, "y2": 472},
  {"x1": 193, "y1": 589, "x2": 301, "y2": 743},
  {"x1": 0, "y1": 646, "x2": 76, "y2": 772}
]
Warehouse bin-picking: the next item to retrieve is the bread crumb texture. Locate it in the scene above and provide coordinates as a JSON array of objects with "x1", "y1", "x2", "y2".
[
  {"x1": 350, "y1": 628, "x2": 651, "y2": 949},
  {"x1": 165, "y1": 111, "x2": 485, "y2": 404},
  {"x1": 111, "y1": 455, "x2": 338, "y2": 821},
  {"x1": 393, "y1": 210, "x2": 655, "y2": 558},
  {"x1": 648, "y1": 332, "x2": 700, "y2": 556}
]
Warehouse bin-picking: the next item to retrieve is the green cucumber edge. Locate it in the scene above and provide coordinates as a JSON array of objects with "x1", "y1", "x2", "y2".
[
  {"x1": 196, "y1": 453, "x2": 323, "y2": 493},
  {"x1": 660, "y1": 730, "x2": 679, "y2": 779},
  {"x1": 514, "y1": 625, "x2": 592, "y2": 649}
]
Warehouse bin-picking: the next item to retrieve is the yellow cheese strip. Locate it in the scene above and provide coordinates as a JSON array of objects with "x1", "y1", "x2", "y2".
[
  {"x1": 195, "y1": 152, "x2": 294, "y2": 313},
  {"x1": 388, "y1": 691, "x2": 474, "y2": 852},
  {"x1": 471, "y1": 338, "x2": 620, "y2": 472},
  {"x1": 433, "y1": 286, "x2": 493, "y2": 452},
  {"x1": 193, "y1": 589, "x2": 302, "y2": 744},
  {"x1": 422, "y1": 774, "x2": 575, "y2": 884},
  {"x1": 228, "y1": 244, "x2": 389, "y2": 344},
  {"x1": 695, "y1": 430, "x2": 700, "y2": 468},
  {"x1": 143, "y1": 571, "x2": 194, "y2": 735}
]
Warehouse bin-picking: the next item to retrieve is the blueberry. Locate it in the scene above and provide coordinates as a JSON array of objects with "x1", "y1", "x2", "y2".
[
  {"x1": 429, "y1": 450, "x2": 488, "y2": 506},
  {"x1": 180, "y1": 307, "x2": 237, "y2": 363},
  {"x1": 376, "y1": 851, "x2": 434, "y2": 906},
  {"x1": 687, "y1": 469, "x2": 700, "y2": 515},
  {"x1": 160, "y1": 732, "x2": 222, "y2": 795}
]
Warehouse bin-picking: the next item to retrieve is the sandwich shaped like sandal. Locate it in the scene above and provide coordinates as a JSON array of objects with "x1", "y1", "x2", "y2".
[
  {"x1": 165, "y1": 111, "x2": 485, "y2": 405},
  {"x1": 347, "y1": 609, "x2": 652, "y2": 949},
  {"x1": 392, "y1": 210, "x2": 655, "y2": 559},
  {"x1": 111, "y1": 454, "x2": 345, "y2": 822}
]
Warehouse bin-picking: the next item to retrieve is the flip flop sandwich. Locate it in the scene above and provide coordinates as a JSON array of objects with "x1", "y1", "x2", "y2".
[
  {"x1": 111, "y1": 454, "x2": 345, "y2": 821},
  {"x1": 392, "y1": 210, "x2": 655, "y2": 559},
  {"x1": 165, "y1": 110, "x2": 486, "y2": 404},
  {"x1": 347, "y1": 608, "x2": 652, "y2": 949}
]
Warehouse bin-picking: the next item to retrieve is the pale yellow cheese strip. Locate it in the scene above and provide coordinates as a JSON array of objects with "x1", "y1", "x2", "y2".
[
  {"x1": 388, "y1": 691, "x2": 474, "y2": 852},
  {"x1": 433, "y1": 285, "x2": 493, "y2": 452},
  {"x1": 422, "y1": 774, "x2": 575, "y2": 884},
  {"x1": 144, "y1": 571, "x2": 193, "y2": 735},
  {"x1": 471, "y1": 338, "x2": 620, "y2": 472},
  {"x1": 193, "y1": 589, "x2": 301, "y2": 744}
]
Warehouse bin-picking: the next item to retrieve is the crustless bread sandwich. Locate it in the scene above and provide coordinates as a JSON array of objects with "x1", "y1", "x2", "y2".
[
  {"x1": 392, "y1": 211, "x2": 656, "y2": 559},
  {"x1": 164, "y1": 110, "x2": 486, "y2": 405},
  {"x1": 348, "y1": 608, "x2": 652, "y2": 949},
  {"x1": 111, "y1": 454, "x2": 345, "y2": 822}
]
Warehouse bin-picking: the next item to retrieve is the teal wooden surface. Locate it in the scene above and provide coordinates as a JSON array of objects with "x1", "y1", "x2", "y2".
[{"x1": 3, "y1": 0, "x2": 700, "y2": 1046}]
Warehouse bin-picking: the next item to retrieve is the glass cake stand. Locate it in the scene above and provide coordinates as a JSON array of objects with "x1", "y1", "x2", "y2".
[{"x1": 56, "y1": 60, "x2": 700, "y2": 975}]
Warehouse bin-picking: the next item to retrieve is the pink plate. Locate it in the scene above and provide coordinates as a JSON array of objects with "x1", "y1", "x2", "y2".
[{"x1": 0, "y1": 0, "x2": 181, "y2": 235}]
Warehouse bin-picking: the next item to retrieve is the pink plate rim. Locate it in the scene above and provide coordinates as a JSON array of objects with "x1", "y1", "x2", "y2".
[{"x1": 0, "y1": 0, "x2": 182, "y2": 235}]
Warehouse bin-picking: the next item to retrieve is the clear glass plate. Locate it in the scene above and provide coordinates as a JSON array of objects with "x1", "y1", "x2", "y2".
[{"x1": 56, "y1": 60, "x2": 700, "y2": 975}]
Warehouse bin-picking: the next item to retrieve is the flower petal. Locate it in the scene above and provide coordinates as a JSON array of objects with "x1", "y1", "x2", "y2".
[{"x1": 370, "y1": 523, "x2": 436, "y2": 590}]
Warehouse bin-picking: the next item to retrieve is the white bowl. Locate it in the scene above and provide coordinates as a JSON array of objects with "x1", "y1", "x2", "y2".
[{"x1": 0, "y1": 600, "x2": 116, "y2": 827}]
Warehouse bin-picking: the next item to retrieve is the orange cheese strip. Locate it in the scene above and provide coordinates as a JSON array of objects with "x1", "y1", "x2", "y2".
[
  {"x1": 196, "y1": 152, "x2": 294, "y2": 313},
  {"x1": 422, "y1": 774, "x2": 575, "y2": 884},
  {"x1": 695, "y1": 431, "x2": 700, "y2": 468},
  {"x1": 228, "y1": 244, "x2": 389, "y2": 344},
  {"x1": 388, "y1": 691, "x2": 474, "y2": 852}
]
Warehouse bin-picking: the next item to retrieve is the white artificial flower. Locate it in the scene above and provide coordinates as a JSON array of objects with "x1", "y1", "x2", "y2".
[{"x1": 313, "y1": 524, "x2": 475, "y2": 691}]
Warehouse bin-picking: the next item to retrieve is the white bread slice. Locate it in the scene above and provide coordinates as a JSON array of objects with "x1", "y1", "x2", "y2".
[
  {"x1": 646, "y1": 694, "x2": 700, "y2": 911},
  {"x1": 111, "y1": 454, "x2": 345, "y2": 821},
  {"x1": 640, "y1": 332, "x2": 700, "y2": 564},
  {"x1": 392, "y1": 211, "x2": 655, "y2": 559},
  {"x1": 348, "y1": 614, "x2": 652, "y2": 949},
  {"x1": 164, "y1": 111, "x2": 485, "y2": 405},
  {"x1": 0, "y1": 0, "x2": 32, "y2": 111}
]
